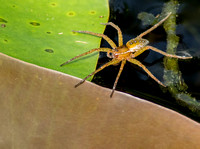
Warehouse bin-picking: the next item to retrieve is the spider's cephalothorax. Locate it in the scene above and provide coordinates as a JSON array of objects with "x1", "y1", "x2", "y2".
[
  {"x1": 61, "y1": 12, "x2": 192, "y2": 97},
  {"x1": 107, "y1": 45, "x2": 130, "y2": 59}
]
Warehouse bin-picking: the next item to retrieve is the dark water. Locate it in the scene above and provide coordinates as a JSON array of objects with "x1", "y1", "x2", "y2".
[{"x1": 92, "y1": 0, "x2": 200, "y2": 122}]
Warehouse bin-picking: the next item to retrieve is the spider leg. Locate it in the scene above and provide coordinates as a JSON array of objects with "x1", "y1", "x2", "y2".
[
  {"x1": 127, "y1": 58, "x2": 166, "y2": 87},
  {"x1": 110, "y1": 60, "x2": 126, "y2": 97},
  {"x1": 60, "y1": 48, "x2": 112, "y2": 66},
  {"x1": 138, "y1": 12, "x2": 171, "y2": 38},
  {"x1": 101, "y1": 22, "x2": 123, "y2": 46},
  {"x1": 75, "y1": 59, "x2": 121, "y2": 88},
  {"x1": 145, "y1": 46, "x2": 193, "y2": 59},
  {"x1": 72, "y1": 30, "x2": 117, "y2": 49}
]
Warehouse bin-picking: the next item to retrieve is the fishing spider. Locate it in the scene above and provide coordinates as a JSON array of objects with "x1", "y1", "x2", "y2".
[{"x1": 61, "y1": 13, "x2": 192, "y2": 97}]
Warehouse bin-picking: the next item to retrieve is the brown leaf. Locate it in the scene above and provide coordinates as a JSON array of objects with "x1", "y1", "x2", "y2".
[{"x1": 0, "y1": 53, "x2": 200, "y2": 149}]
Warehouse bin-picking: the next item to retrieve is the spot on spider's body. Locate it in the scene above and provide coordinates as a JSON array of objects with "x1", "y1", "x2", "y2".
[
  {"x1": 128, "y1": 40, "x2": 137, "y2": 45},
  {"x1": 126, "y1": 38, "x2": 149, "y2": 52}
]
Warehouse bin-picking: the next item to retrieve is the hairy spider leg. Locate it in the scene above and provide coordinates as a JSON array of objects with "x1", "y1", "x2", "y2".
[
  {"x1": 127, "y1": 58, "x2": 166, "y2": 87},
  {"x1": 110, "y1": 60, "x2": 126, "y2": 97},
  {"x1": 130, "y1": 46, "x2": 192, "y2": 59},
  {"x1": 60, "y1": 48, "x2": 111, "y2": 66},
  {"x1": 75, "y1": 59, "x2": 121, "y2": 88},
  {"x1": 144, "y1": 46, "x2": 192, "y2": 59},
  {"x1": 72, "y1": 30, "x2": 117, "y2": 49},
  {"x1": 138, "y1": 12, "x2": 171, "y2": 38},
  {"x1": 101, "y1": 22, "x2": 123, "y2": 46}
]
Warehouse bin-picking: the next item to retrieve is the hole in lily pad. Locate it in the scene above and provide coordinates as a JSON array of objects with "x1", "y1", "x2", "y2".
[
  {"x1": 46, "y1": 31, "x2": 52, "y2": 34},
  {"x1": 3, "y1": 39, "x2": 8, "y2": 43},
  {"x1": 1, "y1": 24, "x2": 6, "y2": 28},
  {"x1": 50, "y1": 2, "x2": 57, "y2": 7},
  {"x1": 30, "y1": 21, "x2": 40, "y2": 26},
  {"x1": 89, "y1": 10, "x2": 96, "y2": 15},
  {"x1": 71, "y1": 31, "x2": 77, "y2": 35},
  {"x1": 0, "y1": 18, "x2": 8, "y2": 23},
  {"x1": 45, "y1": 49, "x2": 54, "y2": 53},
  {"x1": 66, "y1": 11, "x2": 76, "y2": 17}
]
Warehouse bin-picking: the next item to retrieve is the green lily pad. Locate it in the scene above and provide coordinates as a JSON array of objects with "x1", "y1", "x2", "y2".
[{"x1": 0, "y1": 0, "x2": 109, "y2": 79}]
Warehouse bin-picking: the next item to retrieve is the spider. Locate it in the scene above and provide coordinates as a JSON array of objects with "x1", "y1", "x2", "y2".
[{"x1": 61, "y1": 12, "x2": 192, "y2": 97}]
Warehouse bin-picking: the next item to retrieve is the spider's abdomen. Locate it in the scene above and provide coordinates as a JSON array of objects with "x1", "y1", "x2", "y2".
[{"x1": 126, "y1": 38, "x2": 149, "y2": 52}]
